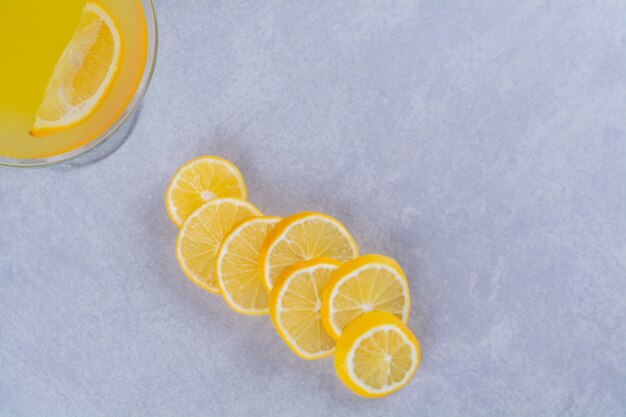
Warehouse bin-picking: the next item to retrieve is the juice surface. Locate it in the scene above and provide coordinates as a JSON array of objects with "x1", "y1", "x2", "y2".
[{"x1": 0, "y1": 0, "x2": 148, "y2": 159}]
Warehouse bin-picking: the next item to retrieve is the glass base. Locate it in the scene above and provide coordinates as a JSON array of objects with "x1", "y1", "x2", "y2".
[{"x1": 55, "y1": 107, "x2": 140, "y2": 169}]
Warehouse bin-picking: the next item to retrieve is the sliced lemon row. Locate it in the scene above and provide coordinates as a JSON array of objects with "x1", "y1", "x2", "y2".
[
  {"x1": 176, "y1": 198, "x2": 261, "y2": 293},
  {"x1": 166, "y1": 156, "x2": 248, "y2": 227},
  {"x1": 269, "y1": 258, "x2": 341, "y2": 360},
  {"x1": 30, "y1": 1, "x2": 122, "y2": 136},
  {"x1": 260, "y1": 212, "x2": 358, "y2": 291},
  {"x1": 322, "y1": 254, "x2": 411, "y2": 340},
  {"x1": 216, "y1": 216, "x2": 282, "y2": 315},
  {"x1": 334, "y1": 312, "x2": 420, "y2": 398},
  {"x1": 166, "y1": 156, "x2": 421, "y2": 398}
]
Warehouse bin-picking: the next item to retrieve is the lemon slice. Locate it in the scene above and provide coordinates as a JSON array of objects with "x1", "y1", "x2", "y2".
[
  {"x1": 269, "y1": 258, "x2": 341, "y2": 360},
  {"x1": 29, "y1": 1, "x2": 122, "y2": 137},
  {"x1": 216, "y1": 216, "x2": 282, "y2": 315},
  {"x1": 166, "y1": 156, "x2": 248, "y2": 227},
  {"x1": 259, "y1": 212, "x2": 358, "y2": 291},
  {"x1": 176, "y1": 198, "x2": 262, "y2": 293},
  {"x1": 321, "y1": 254, "x2": 410, "y2": 340},
  {"x1": 334, "y1": 311, "x2": 420, "y2": 398}
]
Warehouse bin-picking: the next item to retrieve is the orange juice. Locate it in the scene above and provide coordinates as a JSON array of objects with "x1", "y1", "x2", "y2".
[{"x1": 0, "y1": 0, "x2": 148, "y2": 159}]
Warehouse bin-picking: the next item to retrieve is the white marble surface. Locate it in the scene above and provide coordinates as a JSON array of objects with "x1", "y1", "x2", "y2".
[{"x1": 2, "y1": 1, "x2": 626, "y2": 415}]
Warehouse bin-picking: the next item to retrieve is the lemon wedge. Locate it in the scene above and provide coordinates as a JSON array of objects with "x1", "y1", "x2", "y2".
[{"x1": 29, "y1": 1, "x2": 121, "y2": 136}]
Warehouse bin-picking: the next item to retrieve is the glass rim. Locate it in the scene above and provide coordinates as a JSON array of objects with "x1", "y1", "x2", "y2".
[{"x1": 0, "y1": 0, "x2": 158, "y2": 169}]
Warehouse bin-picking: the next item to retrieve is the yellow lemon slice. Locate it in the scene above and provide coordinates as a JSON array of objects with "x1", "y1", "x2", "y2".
[
  {"x1": 29, "y1": 1, "x2": 122, "y2": 136},
  {"x1": 321, "y1": 254, "x2": 410, "y2": 340},
  {"x1": 259, "y1": 212, "x2": 358, "y2": 291},
  {"x1": 334, "y1": 311, "x2": 420, "y2": 398},
  {"x1": 269, "y1": 258, "x2": 342, "y2": 360},
  {"x1": 216, "y1": 216, "x2": 282, "y2": 315},
  {"x1": 166, "y1": 156, "x2": 248, "y2": 227},
  {"x1": 176, "y1": 198, "x2": 262, "y2": 293}
]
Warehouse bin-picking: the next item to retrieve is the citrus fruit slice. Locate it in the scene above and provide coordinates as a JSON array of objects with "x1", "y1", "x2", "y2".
[
  {"x1": 176, "y1": 198, "x2": 262, "y2": 293},
  {"x1": 334, "y1": 311, "x2": 420, "y2": 398},
  {"x1": 166, "y1": 156, "x2": 248, "y2": 227},
  {"x1": 29, "y1": 1, "x2": 122, "y2": 136},
  {"x1": 216, "y1": 216, "x2": 282, "y2": 315},
  {"x1": 269, "y1": 258, "x2": 341, "y2": 360},
  {"x1": 260, "y1": 212, "x2": 358, "y2": 291},
  {"x1": 322, "y1": 254, "x2": 410, "y2": 340}
]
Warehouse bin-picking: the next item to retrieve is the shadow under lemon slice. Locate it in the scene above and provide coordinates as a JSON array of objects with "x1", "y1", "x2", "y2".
[{"x1": 29, "y1": 1, "x2": 121, "y2": 137}]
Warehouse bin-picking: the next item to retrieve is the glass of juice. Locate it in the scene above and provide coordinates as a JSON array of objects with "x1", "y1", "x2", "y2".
[{"x1": 0, "y1": 0, "x2": 157, "y2": 168}]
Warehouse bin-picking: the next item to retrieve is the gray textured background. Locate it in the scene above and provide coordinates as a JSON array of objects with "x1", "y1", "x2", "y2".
[{"x1": 2, "y1": 1, "x2": 626, "y2": 416}]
